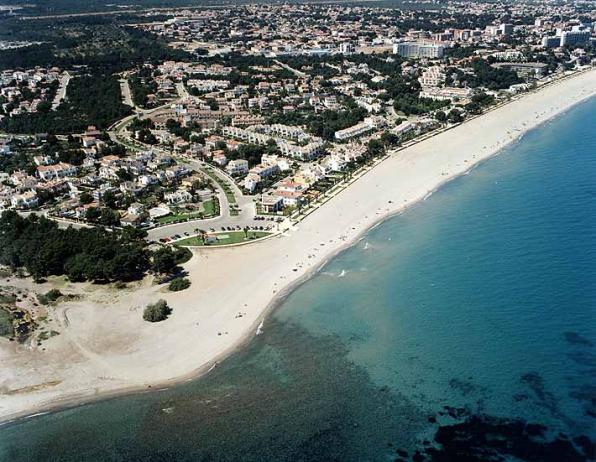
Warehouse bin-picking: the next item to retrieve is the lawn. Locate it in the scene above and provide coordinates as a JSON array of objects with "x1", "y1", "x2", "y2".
[
  {"x1": 177, "y1": 231, "x2": 271, "y2": 247},
  {"x1": 157, "y1": 211, "x2": 204, "y2": 225},
  {"x1": 202, "y1": 198, "x2": 218, "y2": 217},
  {"x1": 156, "y1": 199, "x2": 219, "y2": 225}
]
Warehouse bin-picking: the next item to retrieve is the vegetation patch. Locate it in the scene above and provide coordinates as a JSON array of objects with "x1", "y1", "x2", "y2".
[
  {"x1": 0, "y1": 211, "x2": 152, "y2": 283},
  {"x1": 0, "y1": 72, "x2": 132, "y2": 134},
  {"x1": 0, "y1": 308, "x2": 14, "y2": 337},
  {"x1": 37, "y1": 289, "x2": 63, "y2": 305},
  {"x1": 168, "y1": 277, "x2": 191, "y2": 292},
  {"x1": 143, "y1": 299, "x2": 172, "y2": 322},
  {"x1": 177, "y1": 231, "x2": 271, "y2": 247}
]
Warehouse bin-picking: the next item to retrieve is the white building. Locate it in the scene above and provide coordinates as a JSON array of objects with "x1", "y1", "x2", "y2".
[
  {"x1": 418, "y1": 67, "x2": 446, "y2": 87},
  {"x1": 36, "y1": 162, "x2": 76, "y2": 181},
  {"x1": 244, "y1": 173, "x2": 261, "y2": 192},
  {"x1": 560, "y1": 30, "x2": 590, "y2": 47},
  {"x1": 393, "y1": 42, "x2": 445, "y2": 58},
  {"x1": 226, "y1": 159, "x2": 249, "y2": 176},
  {"x1": 11, "y1": 190, "x2": 38, "y2": 209},
  {"x1": 164, "y1": 190, "x2": 193, "y2": 204},
  {"x1": 334, "y1": 117, "x2": 381, "y2": 141},
  {"x1": 419, "y1": 86, "x2": 472, "y2": 101}
]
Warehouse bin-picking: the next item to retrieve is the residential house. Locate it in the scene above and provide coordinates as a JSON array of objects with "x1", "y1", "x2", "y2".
[
  {"x1": 11, "y1": 190, "x2": 39, "y2": 209},
  {"x1": 226, "y1": 159, "x2": 249, "y2": 176}
]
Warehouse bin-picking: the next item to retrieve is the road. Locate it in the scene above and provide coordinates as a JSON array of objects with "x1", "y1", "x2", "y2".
[
  {"x1": 51, "y1": 71, "x2": 70, "y2": 110},
  {"x1": 273, "y1": 60, "x2": 307, "y2": 78},
  {"x1": 119, "y1": 78, "x2": 135, "y2": 108},
  {"x1": 175, "y1": 81, "x2": 190, "y2": 99},
  {"x1": 146, "y1": 160, "x2": 267, "y2": 242}
]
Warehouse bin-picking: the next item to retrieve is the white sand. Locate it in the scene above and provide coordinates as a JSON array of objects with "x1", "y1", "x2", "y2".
[{"x1": 1, "y1": 68, "x2": 595, "y2": 424}]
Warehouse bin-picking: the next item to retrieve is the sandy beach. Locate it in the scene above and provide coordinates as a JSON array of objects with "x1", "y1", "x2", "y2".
[{"x1": 1, "y1": 68, "x2": 595, "y2": 425}]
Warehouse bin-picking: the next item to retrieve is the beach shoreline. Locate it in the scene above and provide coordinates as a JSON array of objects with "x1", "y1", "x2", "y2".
[{"x1": 1, "y1": 68, "x2": 595, "y2": 426}]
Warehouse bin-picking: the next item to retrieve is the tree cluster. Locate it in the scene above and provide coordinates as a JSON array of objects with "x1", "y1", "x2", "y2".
[
  {"x1": 468, "y1": 59, "x2": 522, "y2": 90},
  {"x1": 0, "y1": 72, "x2": 132, "y2": 134},
  {"x1": 0, "y1": 211, "x2": 150, "y2": 283}
]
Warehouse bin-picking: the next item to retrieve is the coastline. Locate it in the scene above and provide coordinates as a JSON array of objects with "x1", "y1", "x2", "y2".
[{"x1": 1, "y1": 68, "x2": 595, "y2": 426}]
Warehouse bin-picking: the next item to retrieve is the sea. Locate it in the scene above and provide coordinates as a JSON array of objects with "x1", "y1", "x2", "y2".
[{"x1": 1, "y1": 97, "x2": 595, "y2": 462}]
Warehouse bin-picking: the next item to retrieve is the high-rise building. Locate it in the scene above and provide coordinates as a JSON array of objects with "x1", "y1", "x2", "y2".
[
  {"x1": 541, "y1": 36, "x2": 561, "y2": 48},
  {"x1": 500, "y1": 24, "x2": 514, "y2": 36},
  {"x1": 560, "y1": 30, "x2": 590, "y2": 47},
  {"x1": 338, "y1": 42, "x2": 355, "y2": 54},
  {"x1": 393, "y1": 42, "x2": 445, "y2": 58}
]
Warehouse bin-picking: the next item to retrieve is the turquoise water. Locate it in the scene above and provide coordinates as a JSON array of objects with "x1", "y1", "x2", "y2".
[{"x1": 1, "y1": 98, "x2": 595, "y2": 461}]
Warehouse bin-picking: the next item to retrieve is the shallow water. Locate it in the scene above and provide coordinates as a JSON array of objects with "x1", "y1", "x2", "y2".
[{"x1": 1, "y1": 98, "x2": 595, "y2": 461}]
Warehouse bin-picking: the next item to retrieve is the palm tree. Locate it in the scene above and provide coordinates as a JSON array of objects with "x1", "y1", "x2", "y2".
[{"x1": 199, "y1": 229, "x2": 207, "y2": 244}]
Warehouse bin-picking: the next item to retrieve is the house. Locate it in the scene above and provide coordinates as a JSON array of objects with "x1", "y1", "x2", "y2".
[
  {"x1": 260, "y1": 194, "x2": 284, "y2": 213},
  {"x1": 33, "y1": 155, "x2": 53, "y2": 166},
  {"x1": 165, "y1": 165, "x2": 189, "y2": 180},
  {"x1": 212, "y1": 150, "x2": 227, "y2": 166},
  {"x1": 37, "y1": 162, "x2": 76, "y2": 181},
  {"x1": 82, "y1": 136, "x2": 96, "y2": 148},
  {"x1": 0, "y1": 141, "x2": 11, "y2": 156},
  {"x1": 11, "y1": 190, "x2": 39, "y2": 209},
  {"x1": 275, "y1": 189, "x2": 304, "y2": 208},
  {"x1": 127, "y1": 202, "x2": 145, "y2": 216},
  {"x1": 99, "y1": 155, "x2": 121, "y2": 167},
  {"x1": 138, "y1": 175, "x2": 158, "y2": 186},
  {"x1": 85, "y1": 125, "x2": 101, "y2": 137},
  {"x1": 120, "y1": 213, "x2": 143, "y2": 227},
  {"x1": 244, "y1": 173, "x2": 261, "y2": 193},
  {"x1": 250, "y1": 162, "x2": 279, "y2": 179},
  {"x1": 164, "y1": 190, "x2": 193, "y2": 204},
  {"x1": 10, "y1": 171, "x2": 37, "y2": 189},
  {"x1": 226, "y1": 159, "x2": 249, "y2": 176},
  {"x1": 99, "y1": 166, "x2": 119, "y2": 180},
  {"x1": 119, "y1": 181, "x2": 143, "y2": 196}
]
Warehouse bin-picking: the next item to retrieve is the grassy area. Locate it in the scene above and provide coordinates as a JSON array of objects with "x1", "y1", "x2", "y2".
[
  {"x1": 157, "y1": 211, "x2": 204, "y2": 225},
  {"x1": 156, "y1": 199, "x2": 220, "y2": 225},
  {"x1": 202, "y1": 198, "x2": 218, "y2": 217},
  {"x1": 0, "y1": 308, "x2": 13, "y2": 337},
  {"x1": 177, "y1": 231, "x2": 271, "y2": 247}
]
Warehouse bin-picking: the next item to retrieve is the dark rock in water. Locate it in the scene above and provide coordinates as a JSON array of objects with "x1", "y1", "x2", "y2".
[
  {"x1": 564, "y1": 332, "x2": 594, "y2": 347},
  {"x1": 442, "y1": 406, "x2": 468, "y2": 419},
  {"x1": 520, "y1": 371, "x2": 561, "y2": 418},
  {"x1": 395, "y1": 448, "x2": 408, "y2": 457},
  {"x1": 412, "y1": 450, "x2": 425, "y2": 462},
  {"x1": 525, "y1": 423, "x2": 546, "y2": 437},
  {"x1": 513, "y1": 393, "x2": 529, "y2": 402},
  {"x1": 421, "y1": 414, "x2": 591, "y2": 462},
  {"x1": 427, "y1": 416, "x2": 437, "y2": 423},
  {"x1": 569, "y1": 384, "x2": 596, "y2": 419},
  {"x1": 448, "y1": 378, "x2": 476, "y2": 396},
  {"x1": 572, "y1": 435, "x2": 595, "y2": 458}
]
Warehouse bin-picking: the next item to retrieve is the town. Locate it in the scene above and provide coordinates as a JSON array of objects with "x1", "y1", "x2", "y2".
[{"x1": 0, "y1": 1, "x2": 594, "y2": 248}]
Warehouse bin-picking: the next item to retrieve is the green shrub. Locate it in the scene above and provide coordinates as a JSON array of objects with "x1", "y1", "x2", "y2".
[
  {"x1": 173, "y1": 246, "x2": 192, "y2": 265},
  {"x1": 168, "y1": 277, "x2": 191, "y2": 292},
  {"x1": 0, "y1": 308, "x2": 13, "y2": 337},
  {"x1": 37, "y1": 289, "x2": 63, "y2": 305},
  {"x1": 143, "y1": 299, "x2": 172, "y2": 322}
]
